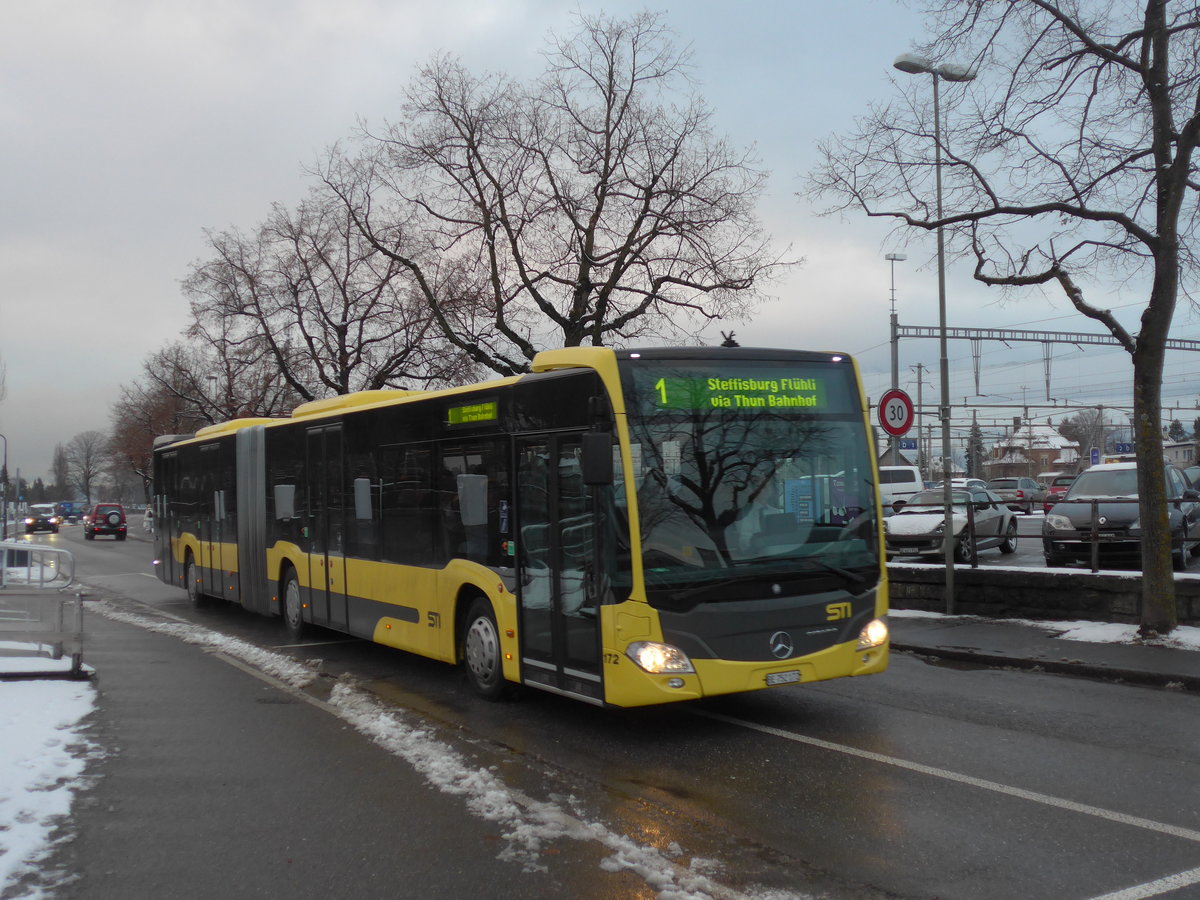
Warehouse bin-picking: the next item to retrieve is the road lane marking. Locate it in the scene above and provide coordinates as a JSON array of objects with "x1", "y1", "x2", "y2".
[
  {"x1": 1087, "y1": 865, "x2": 1200, "y2": 900},
  {"x1": 697, "y1": 710, "x2": 1200, "y2": 844}
]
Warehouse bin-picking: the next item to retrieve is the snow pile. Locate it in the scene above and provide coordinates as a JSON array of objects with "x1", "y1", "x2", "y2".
[
  {"x1": 0, "y1": 680, "x2": 98, "y2": 896},
  {"x1": 890, "y1": 608, "x2": 1200, "y2": 650},
  {"x1": 326, "y1": 679, "x2": 751, "y2": 898},
  {"x1": 97, "y1": 604, "x2": 319, "y2": 688}
]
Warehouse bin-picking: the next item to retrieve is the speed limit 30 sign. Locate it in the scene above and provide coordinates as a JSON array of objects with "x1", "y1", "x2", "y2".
[{"x1": 878, "y1": 388, "x2": 914, "y2": 437}]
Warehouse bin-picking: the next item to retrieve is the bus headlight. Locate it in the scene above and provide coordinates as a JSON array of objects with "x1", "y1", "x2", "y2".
[
  {"x1": 626, "y1": 641, "x2": 695, "y2": 674},
  {"x1": 857, "y1": 618, "x2": 889, "y2": 651}
]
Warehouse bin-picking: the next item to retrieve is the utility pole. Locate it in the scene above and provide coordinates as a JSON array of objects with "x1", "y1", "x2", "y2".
[{"x1": 911, "y1": 362, "x2": 929, "y2": 479}]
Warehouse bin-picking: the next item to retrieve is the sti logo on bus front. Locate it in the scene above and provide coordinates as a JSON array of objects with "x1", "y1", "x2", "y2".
[{"x1": 826, "y1": 602, "x2": 853, "y2": 621}]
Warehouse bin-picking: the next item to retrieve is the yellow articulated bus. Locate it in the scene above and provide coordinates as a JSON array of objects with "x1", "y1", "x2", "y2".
[{"x1": 152, "y1": 346, "x2": 888, "y2": 707}]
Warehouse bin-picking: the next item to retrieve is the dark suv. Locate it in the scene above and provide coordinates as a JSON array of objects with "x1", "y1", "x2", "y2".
[
  {"x1": 24, "y1": 503, "x2": 60, "y2": 534},
  {"x1": 85, "y1": 503, "x2": 127, "y2": 541}
]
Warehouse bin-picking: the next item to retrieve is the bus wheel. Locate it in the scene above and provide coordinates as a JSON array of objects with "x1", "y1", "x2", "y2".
[
  {"x1": 463, "y1": 597, "x2": 504, "y2": 700},
  {"x1": 281, "y1": 568, "x2": 304, "y2": 640},
  {"x1": 185, "y1": 554, "x2": 206, "y2": 608}
]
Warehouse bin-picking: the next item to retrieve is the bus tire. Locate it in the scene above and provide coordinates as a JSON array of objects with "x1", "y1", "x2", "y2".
[
  {"x1": 281, "y1": 567, "x2": 305, "y2": 640},
  {"x1": 185, "y1": 554, "x2": 206, "y2": 608},
  {"x1": 463, "y1": 596, "x2": 505, "y2": 700}
]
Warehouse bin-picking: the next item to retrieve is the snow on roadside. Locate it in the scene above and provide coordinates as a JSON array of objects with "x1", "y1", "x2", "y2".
[
  {"x1": 890, "y1": 607, "x2": 1200, "y2": 651},
  {"x1": 0, "y1": 679, "x2": 97, "y2": 898}
]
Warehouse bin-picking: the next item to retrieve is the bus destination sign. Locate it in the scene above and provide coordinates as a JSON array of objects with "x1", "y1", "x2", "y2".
[
  {"x1": 447, "y1": 400, "x2": 499, "y2": 425},
  {"x1": 652, "y1": 376, "x2": 826, "y2": 411}
]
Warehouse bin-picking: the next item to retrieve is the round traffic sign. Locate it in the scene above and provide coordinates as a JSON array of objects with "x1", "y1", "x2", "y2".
[{"x1": 878, "y1": 388, "x2": 914, "y2": 437}]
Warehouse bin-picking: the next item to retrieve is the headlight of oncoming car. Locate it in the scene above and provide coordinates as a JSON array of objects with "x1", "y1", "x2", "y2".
[
  {"x1": 626, "y1": 641, "x2": 695, "y2": 674},
  {"x1": 1045, "y1": 514, "x2": 1074, "y2": 531}
]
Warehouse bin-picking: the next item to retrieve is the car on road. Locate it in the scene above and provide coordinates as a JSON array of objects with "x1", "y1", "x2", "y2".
[
  {"x1": 24, "y1": 503, "x2": 60, "y2": 534},
  {"x1": 885, "y1": 487, "x2": 1018, "y2": 563},
  {"x1": 1042, "y1": 461, "x2": 1200, "y2": 568},
  {"x1": 1042, "y1": 474, "x2": 1077, "y2": 513},
  {"x1": 987, "y1": 476, "x2": 1047, "y2": 514},
  {"x1": 84, "y1": 503, "x2": 127, "y2": 541}
]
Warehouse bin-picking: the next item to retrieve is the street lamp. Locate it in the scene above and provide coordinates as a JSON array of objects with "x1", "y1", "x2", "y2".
[
  {"x1": 0, "y1": 433, "x2": 7, "y2": 540},
  {"x1": 894, "y1": 52, "x2": 977, "y2": 613},
  {"x1": 885, "y1": 252, "x2": 907, "y2": 465},
  {"x1": 885, "y1": 252, "x2": 907, "y2": 393}
]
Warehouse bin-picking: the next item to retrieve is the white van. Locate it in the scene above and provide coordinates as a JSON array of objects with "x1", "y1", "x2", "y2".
[{"x1": 877, "y1": 465, "x2": 923, "y2": 508}]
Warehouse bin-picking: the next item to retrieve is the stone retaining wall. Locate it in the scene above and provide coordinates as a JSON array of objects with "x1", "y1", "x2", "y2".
[{"x1": 887, "y1": 565, "x2": 1200, "y2": 625}]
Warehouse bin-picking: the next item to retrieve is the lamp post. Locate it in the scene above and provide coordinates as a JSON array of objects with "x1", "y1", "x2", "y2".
[
  {"x1": 885, "y1": 252, "x2": 906, "y2": 465},
  {"x1": 0, "y1": 433, "x2": 7, "y2": 540},
  {"x1": 894, "y1": 52, "x2": 976, "y2": 613},
  {"x1": 885, "y1": 252, "x2": 907, "y2": 392}
]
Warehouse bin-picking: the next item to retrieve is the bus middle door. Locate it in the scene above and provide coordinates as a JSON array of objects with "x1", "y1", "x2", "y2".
[
  {"x1": 515, "y1": 434, "x2": 603, "y2": 703},
  {"x1": 306, "y1": 425, "x2": 349, "y2": 632}
]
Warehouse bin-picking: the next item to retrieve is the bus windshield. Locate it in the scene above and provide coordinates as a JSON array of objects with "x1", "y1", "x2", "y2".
[{"x1": 619, "y1": 355, "x2": 879, "y2": 604}]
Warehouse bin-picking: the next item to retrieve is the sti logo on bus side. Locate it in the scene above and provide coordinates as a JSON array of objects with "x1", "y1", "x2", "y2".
[{"x1": 826, "y1": 602, "x2": 853, "y2": 621}]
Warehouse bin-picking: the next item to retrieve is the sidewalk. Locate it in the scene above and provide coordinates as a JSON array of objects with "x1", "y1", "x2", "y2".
[
  {"x1": 11, "y1": 602, "x2": 616, "y2": 899},
  {"x1": 889, "y1": 612, "x2": 1200, "y2": 691}
]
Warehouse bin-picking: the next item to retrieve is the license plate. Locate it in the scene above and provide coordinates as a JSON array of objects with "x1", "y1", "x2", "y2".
[{"x1": 766, "y1": 670, "x2": 801, "y2": 686}]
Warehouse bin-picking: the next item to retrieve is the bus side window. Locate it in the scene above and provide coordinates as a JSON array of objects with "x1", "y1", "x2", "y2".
[
  {"x1": 379, "y1": 446, "x2": 438, "y2": 566},
  {"x1": 441, "y1": 441, "x2": 510, "y2": 567}
]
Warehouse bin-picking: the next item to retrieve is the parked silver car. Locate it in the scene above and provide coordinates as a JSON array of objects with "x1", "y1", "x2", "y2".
[
  {"x1": 885, "y1": 487, "x2": 1018, "y2": 563},
  {"x1": 986, "y1": 476, "x2": 1046, "y2": 514}
]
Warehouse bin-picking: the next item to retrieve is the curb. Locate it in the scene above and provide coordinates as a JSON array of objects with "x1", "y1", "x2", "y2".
[{"x1": 891, "y1": 642, "x2": 1200, "y2": 692}]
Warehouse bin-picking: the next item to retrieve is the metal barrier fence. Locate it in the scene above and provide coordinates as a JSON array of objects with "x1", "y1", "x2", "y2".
[{"x1": 0, "y1": 542, "x2": 84, "y2": 677}]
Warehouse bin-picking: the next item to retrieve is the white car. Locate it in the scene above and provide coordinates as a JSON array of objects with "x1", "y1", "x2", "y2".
[{"x1": 885, "y1": 487, "x2": 1018, "y2": 562}]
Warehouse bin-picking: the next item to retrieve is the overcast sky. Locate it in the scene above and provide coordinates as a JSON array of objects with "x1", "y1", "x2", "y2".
[{"x1": 4, "y1": 1, "x2": 1199, "y2": 487}]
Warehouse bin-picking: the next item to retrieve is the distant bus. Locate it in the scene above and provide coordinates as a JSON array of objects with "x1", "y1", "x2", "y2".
[{"x1": 151, "y1": 346, "x2": 889, "y2": 707}]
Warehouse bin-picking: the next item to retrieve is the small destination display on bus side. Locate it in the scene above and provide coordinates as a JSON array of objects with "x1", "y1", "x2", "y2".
[
  {"x1": 446, "y1": 399, "x2": 499, "y2": 425},
  {"x1": 651, "y1": 375, "x2": 826, "y2": 411}
]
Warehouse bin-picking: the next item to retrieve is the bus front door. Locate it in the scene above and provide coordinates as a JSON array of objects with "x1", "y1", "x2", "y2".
[
  {"x1": 306, "y1": 426, "x2": 349, "y2": 633},
  {"x1": 516, "y1": 434, "x2": 603, "y2": 703}
]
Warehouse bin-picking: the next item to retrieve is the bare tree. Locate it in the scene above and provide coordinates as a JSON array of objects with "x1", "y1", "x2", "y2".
[
  {"x1": 51, "y1": 444, "x2": 70, "y2": 497},
  {"x1": 808, "y1": 1, "x2": 1200, "y2": 635},
  {"x1": 184, "y1": 190, "x2": 476, "y2": 402},
  {"x1": 67, "y1": 430, "x2": 110, "y2": 505},
  {"x1": 1058, "y1": 409, "x2": 1110, "y2": 460},
  {"x1": 141, "y1": 341, "x2": 303, "y2": 427},
  {"x1": 322, "y1": 11, "x2": 789, "y2": 375}
]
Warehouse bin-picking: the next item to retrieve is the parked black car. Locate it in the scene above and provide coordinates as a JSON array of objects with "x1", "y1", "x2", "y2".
[
  {"x1": 84, "y1": 503, "x2": 127, "y2": 541},
  {"x1": 1042, "y1": 462, "x2": 1200, "y2": 568}
]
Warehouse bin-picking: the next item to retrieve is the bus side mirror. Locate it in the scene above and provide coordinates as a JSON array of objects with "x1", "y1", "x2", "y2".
[{"x1": 581, "y1": 432, "x2": 614, "y2": 486}]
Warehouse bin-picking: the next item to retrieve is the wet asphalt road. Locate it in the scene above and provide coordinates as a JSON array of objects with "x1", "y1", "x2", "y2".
[{"x1": 22, "y1": 525, "x2": 1200, "y2": 900}]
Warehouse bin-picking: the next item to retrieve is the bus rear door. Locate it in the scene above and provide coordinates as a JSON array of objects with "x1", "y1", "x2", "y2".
[{"x1": 306, "y1": 425, "x2": 349, "y2": 632}]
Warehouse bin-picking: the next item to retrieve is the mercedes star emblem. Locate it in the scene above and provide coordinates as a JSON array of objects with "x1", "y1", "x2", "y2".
[{"x1": 769, "y1": 631, "x2": 794, "y2": 659}]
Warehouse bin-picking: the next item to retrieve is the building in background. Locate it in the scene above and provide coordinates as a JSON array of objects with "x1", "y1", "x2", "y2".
[{"x1": 985, "y1": 424, "x2": 1079, "y2": 480}]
